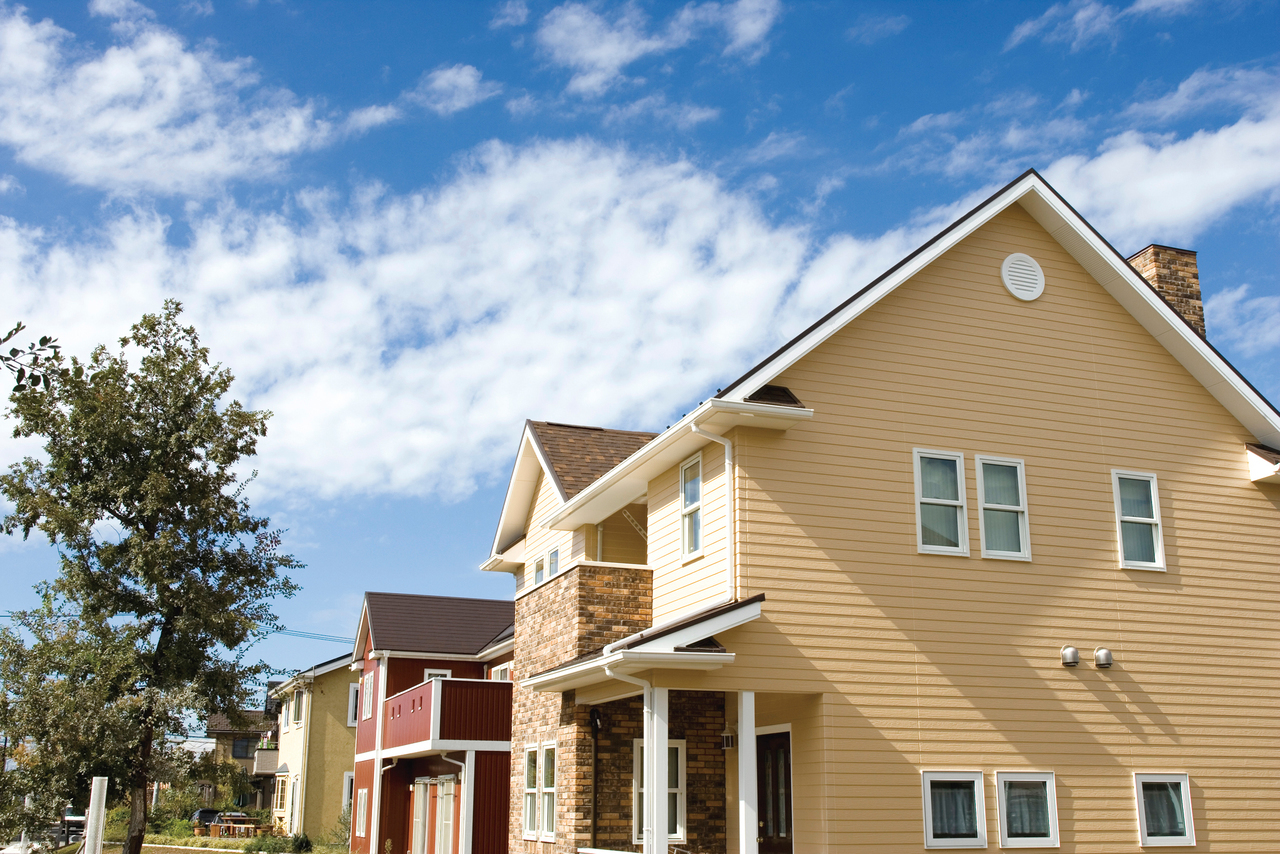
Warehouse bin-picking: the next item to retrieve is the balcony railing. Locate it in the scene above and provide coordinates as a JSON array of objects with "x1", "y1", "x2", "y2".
[
  {"x1": 382, "y1": 678, "x2": 512, "y2": 752},
  {"x1": 251, "y1": 748, "x2": 279, "y2": 776}
]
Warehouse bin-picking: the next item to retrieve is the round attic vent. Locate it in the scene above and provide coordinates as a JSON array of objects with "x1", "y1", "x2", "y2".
[{"x1": 1001, "y1": 253, "x2": 1045, "y2": 301}]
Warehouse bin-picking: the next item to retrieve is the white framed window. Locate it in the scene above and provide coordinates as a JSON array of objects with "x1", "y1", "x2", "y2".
[
  {"x1": 424, "y1": 668, "x2": 451, "y2": 682},
  {"x1": 921, "y1": 771, "x2": 986, "y2": 849},
  {"x1": 1134, "y1": 774, "x2": 1194, "y2": 846},
  {"x1": 996, "y1": 772, "x2": 1058, "y2": 848},
  {"x1": 540, "y1": 742, "x2": 556, "y2": 841},
  {"x1": 354, "y1": 788, "x2": 368, "y2": 837},
  {"x1": 280, "y1": 697, "x2": 290, "y2": 731},
  {"x1": 361, "y1": 671, "x2": 374, "y2": 720},
  {"x1": 533, "y1": 556, "x2": 545, "y2": 585},
  {"x1": 976, "y1": 456, "x2": 1030, "y2": 560},
  {"x1": 347, "y1": 683, "x2": 360, "y2": 727},
  {"x1": 914, "y1": 450, "x2": 969, "y2": 556},
  {"x1": 292, "y1": 689, "x2": 304, "y2": 724},
  {"x1": 273, "y1": 775, "x2": 288, "y2": 812},
  {"x1": 522, "y1": 746, "x2": 538, "y2": 839},
  {"x1": 548, "y1": 548, "x2": 559, "y2": 578},
  {"x1": 1112, "y1": 471, "x2": 1166, "y2": 570},
  {"x1": 342, "y1": 772, "x2": 355, "y2": 812},
  {"x1": 680, "y1": 454, "x2": 702, "y2": 558},
  {"x1": 490, "y1": 663, "x2": 511, "y2": 681},
  {"x1": 632, "y1": 739, "x2": 687, "y2": 843}
]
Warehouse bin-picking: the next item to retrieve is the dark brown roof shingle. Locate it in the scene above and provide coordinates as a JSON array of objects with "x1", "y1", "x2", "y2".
[
  {"x1": 528, "y1": 421, "x2": 657, "y2": 498},
  {"x1": 365, "y1": 592, "x2": 514, "y2": 655}
]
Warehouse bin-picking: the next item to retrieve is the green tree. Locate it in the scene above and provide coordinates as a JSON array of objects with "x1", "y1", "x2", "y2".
[
  {"x1": 1, "y1": 301, "x2": 300, "y2": 854},
  {"x1": 1, "y1": 321, "x2": 61, "y2": 391}
]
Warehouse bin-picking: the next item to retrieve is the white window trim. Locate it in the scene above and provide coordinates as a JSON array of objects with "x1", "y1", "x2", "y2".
[
  {"x1": 914, "y1": 450, "x2": 970, "y2": 556},
  {"x1": 975, "y1": 455, "x2": 1031, "y2": 561},
  {"x1": 354, "y1": 788, "x2": 368, "y2": 837},
  {"x1": 540, "y1": 741, "x2": 557, "y2": 842},
  {"x1": 680, "y1": 453, "x2": 704, "y2": 561},
  {"x1": 424, "y1": 668, "x2": 452, "y2": 682},
  {"x1": 632, "y1": 739, "x2": 687, "y2": 844},
  {"x1": 341, "y1": 772, "x2": 355, "y2": 812},
  {"x1": 280, "y1": 698, "x2": 289, "y2": 732},
  {"x1": 996, "y1": 771, "x2": 1058, "y2": 848},
  {"x1": 921, "y1": 770, "x2": 987, "y2": 849},
  {"x1": 548, "y1": 547, "x2": 560, "y2": 578},
  {"x1": 273, "y1": 775, "x2": 288, "y2": 813},
  {"x1": 490, "y1": 663, "x2": 511, "y2": 681},
  {"x1": 1134, "y1": 773, "x2": 1195, "y2": 847},
  {"x1": 522, "y1": 745, "x2": 538, "y2": 841},
  {"x1": 1112, "y1": 470, "x2": 1166, "y2": 570},
  {"x1": 361, "y1": 671, "x2": 375, "y2": 720},
  {"x1": 347, "y1": 683, "x2": 360, "y2": 727},
  {"x1": 292, "y1": 689, "x2": 305, "y2": 725}
]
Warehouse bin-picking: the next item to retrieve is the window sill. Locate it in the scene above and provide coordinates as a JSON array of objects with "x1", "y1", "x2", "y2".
[
  {"x1": 982, "y1": 550, "x2": 1032, "y2": 561},
  {"x1": 1121, "y1": 562, "x2": 1167, "y2": 572},
  {"x1": 681, "y1": 550, "x2": 705, "y2": 566},
  {"x1": 918, "y1": 546, "x2": 969, "y2": 557}
]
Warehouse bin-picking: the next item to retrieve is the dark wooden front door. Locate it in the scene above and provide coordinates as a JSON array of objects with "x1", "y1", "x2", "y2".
[{"x1": 757, "y1": 732, "x2": 793, "y2": 854}]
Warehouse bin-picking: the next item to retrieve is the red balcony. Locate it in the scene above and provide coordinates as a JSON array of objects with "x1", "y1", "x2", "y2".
[{"x1": 382, "y1": 678, "x2": 512, "y2": 752}]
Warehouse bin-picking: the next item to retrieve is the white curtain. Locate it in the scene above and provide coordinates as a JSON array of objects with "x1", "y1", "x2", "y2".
[
  {"x1": 1143, "y1": 782, "x2": 1186, "y2": 837},
  {"x1": 1004, "y1": 781, "x2": 1049, "y2": 838},
  {"x1": 931, "y1": 781, "x2": 977, "y2": 839}
]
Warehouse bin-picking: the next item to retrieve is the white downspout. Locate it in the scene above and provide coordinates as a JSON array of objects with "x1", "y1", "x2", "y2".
[
  {"x1": 368, "y1": 653, "x2": 389, "y2": 854},
  {"x1": 690, "y1": 424, "x2": 737, "y2": 601},
  {"x1": 606, "y1": 668, "x2": 662, "y2": 854},
  {"x1": 440, "y1": 753, "x2": 473, "y2": 854},
  {"x1": 297, "y1": 685, "x2": 312, "y2": 836}
]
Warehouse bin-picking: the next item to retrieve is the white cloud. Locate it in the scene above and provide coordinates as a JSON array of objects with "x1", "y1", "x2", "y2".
[
  {"x1": 1124, "y1": 66, "x2": 1280, "y2": 122},
  {"x1": 846, "y1": 13, "x2": 910, "y2": 45},
  {"x1": 406, "y1": 64, "x2": 503, "y2": 115},
  {"x1": 604, "y1": 93, "x2": 720, "y2": 129},
  {"x1": 0, "y1": 3, "x2": 333, "y2": 196},
  {"x1": 0, "y1": 174, "x2": 20, "y2": 194},
  {"x1": 1006, "y1": 0, "x2": 1201, "y2": 52},
  {"x1": 490, "y1": 0, "x2": 529, "y2": 28},
  {"x1": 536, "y1": 0, "x2": 780, "y2": 96},
  {"x1": 1205, "y1": 285, "x2": 1280, "y2": 358},
  {"x1": 343, "y1": 104, "x2": 403, "y2": 134}
]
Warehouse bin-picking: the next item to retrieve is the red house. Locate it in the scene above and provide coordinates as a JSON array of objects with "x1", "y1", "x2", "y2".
[{"x1": 350, "y1": 592, "x2": 515, "y2": 854}]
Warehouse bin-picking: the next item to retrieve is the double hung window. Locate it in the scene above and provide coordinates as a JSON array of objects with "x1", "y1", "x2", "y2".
[
  {"x1": 1135, "y1": 774, "x2": 1194, "y2": 846},
  {"x1": 921, "y1": 771, "x2": 986, "y2": 848},
  {"x1": 914, "y1": 450, "x2": 969, "y2": 555},
  {"x1": 1112, "y1": 472, "x2": 1165, "y2": 569},
  {"x1": 633, "y1": 740, "x2": 687, "y2": 843},
  {"x1": 541, "y1": 744, "x2": 556, "y2": 840},
  {"x1": 523, "y1": 743, "x2": 557, "y2": 841},
  {"x1": 996, "y1": 772, "x2": 1058, "y2": 848},
  {"x1": 976, "y1": 456, "x2": 1030, "y2": 560},
  {"x1": 522, "y1": 748, "x2": 538, "y2": 838},
  {"x1": 273, "y1": 776, "x2": 288, "y2": 812},
  {"x1": 533, "y1": 557, "x2": 545, "y2": 585},
  {"x1": 680, "y1": 455, "x2": 702, "y2": 557},
  {"x1": 361, "y1": 671, "x2": 375, "y2": 720}
]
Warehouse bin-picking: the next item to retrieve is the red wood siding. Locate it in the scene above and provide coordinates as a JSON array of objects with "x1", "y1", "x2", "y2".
[
  {"x1": 382, "y1": 679, "x2": 436, "y2": 751},
  {"x1": 438, "y1": 681, "x2": 512, "y2": 742},
  {"x1": 349, "y1": 758, "x2": 375, "y2": 854},
  {"x1": 472, "y1": 751, "x2": 511, "y2": 854},
  {"x1": 384, "y1": 657, "x2": 484, "y2": 696}
]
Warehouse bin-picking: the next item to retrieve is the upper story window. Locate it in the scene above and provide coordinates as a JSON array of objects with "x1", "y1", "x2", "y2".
[
  {"x1": 976, "y1": 456, "x2": 1030, "y2": 560},
  {"x1": 548, "y1": 548, "x2": 559, "y2": 578},
  {"x1": 346, "y1": 683, "x2": 360, "y2": 727},
  {"x1": 232, "y1": 737, "x2": 255, "y2": 759},
  {"x1": 291, "y1": 689, "x2": 304, "y2": 724},
  {"x1": 996, "y1": 771, "x2": 1058, "y2": 848},
  {"x1": 921, "y1": 770, "x2": 986, "y2": 848},
  {"x1": 361, "y1": 671, "x2": 375, "y2": 720},
  {"x1": 1135, "y1": 774, "x2": 1194, "y2": 846},
  {"x1": 1112, "y1": 471, "x2": 1165, "y2": 570},
  {"x1": 424, "y1": 668, "x2": 451, "y2": 682},
  {"x1": 534, "y1": 556, "x2": 545, "y2": 585},
  {"x1": 490, "y1": 663, "x2": 511, "y2": 680},
  {"x1": 680, "y1": 454, "x2": 702, "y2": 558},
  {"x1": 914, "y1": 450, "x2": 969, "y2": 556}
]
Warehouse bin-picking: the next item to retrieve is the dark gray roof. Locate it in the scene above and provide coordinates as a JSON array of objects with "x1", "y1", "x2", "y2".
[
  {"x1": 205, "y1": 709, "x2": 274, "y2": 736},
  {"x1": 528, "y1": 421, "x2": 658, "y2": 498},
  {"x1": 365, "y1": 592, "x2": 514, "y2": 656}
]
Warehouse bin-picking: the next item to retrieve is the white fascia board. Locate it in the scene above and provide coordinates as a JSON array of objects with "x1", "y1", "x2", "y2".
[
  {"x1": 479, "y1": 636, "x2": 515, "y2": 661},
  {"x1": 485, "y1": 426, "x2": 563, "y2": 565},
  {"x1": 521, "y1": 649, "x2": 735, "y2": 694},
  {"x1": 624, "y1": 599, "x2": 762, "y2": 653},
  {"x1": 1248, "y1": 447, "x2": 1280, "y2": 484},
  {"x1": 369, "y1": 650, "x2": 486, "y2": 662},
  {"x1": 352, "y1": 601, "x2": 372, "y2": 660},
  {"x1": 544, "y1": 399, "x2": 812, "y2": 531}
]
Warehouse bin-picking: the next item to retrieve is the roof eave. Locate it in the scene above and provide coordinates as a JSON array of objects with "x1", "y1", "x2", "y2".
[{"x1": 485, "y1": 424, "x2": 566, "y2": 569}]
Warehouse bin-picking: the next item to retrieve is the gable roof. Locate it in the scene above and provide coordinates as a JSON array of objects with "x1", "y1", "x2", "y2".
[
  {"x1": 205, "y1": 709, "x2": 274, "y2": 736},
  {"x1": 353, "y1": 592, "x2": 514, "y2": 659},
  {"x1": 717, "y1": 169, "x2": 1280, "y2": 449},
  {"x1": 529, "y1": 421, "x2": 658, "y2": 499}
]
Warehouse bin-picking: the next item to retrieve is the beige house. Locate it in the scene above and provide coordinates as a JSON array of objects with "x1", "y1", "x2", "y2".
[
  {"x1": 270, "y1": 654, "x2": 361, "y2": 839},
  {"x1": 484, "y1": 170, "x2": 1280, "y2": 853},
  {"x1": 204, "y1": 709, "x2": 279, "y2": 809}
]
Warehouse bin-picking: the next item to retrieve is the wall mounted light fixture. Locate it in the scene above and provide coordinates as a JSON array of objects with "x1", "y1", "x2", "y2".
[
  {"x1": 721, "y1": 727, "x2": 737, "y2": 750},
  {"x1": 1094, "y1": 648, "x2": 1113, "y2": 668},
  {"x1": 1061, "y1": 645, "x2": 1080, "y2": 666}
]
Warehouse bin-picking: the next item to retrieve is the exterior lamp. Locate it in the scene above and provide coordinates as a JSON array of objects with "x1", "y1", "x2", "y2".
[
  {"x1": 1060, "y1": 645, "x2": 1080, "y2": 667},
  {"x1": 1094, "y1": 648, "x2": 1114, "y2": 668},
  {"x1": 721, "y1": 727, "x2": 737, "y2": 750}
]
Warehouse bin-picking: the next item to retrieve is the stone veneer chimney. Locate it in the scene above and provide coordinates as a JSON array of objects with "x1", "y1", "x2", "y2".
[{"x1": 1127, "y1": 244, "x2": 1206, "y2": 338}]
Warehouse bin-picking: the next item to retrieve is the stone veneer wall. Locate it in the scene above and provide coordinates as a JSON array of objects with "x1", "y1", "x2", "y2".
[
  {"x1": 510, "y1": 562, "x2": 652, "y2": 854},
  {"x1": 1127, "y1": 244, "x2": 1205, "y2": 337}
]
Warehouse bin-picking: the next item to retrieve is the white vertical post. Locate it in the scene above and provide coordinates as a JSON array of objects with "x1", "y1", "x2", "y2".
[
  {"x1": 460, "y1": 751, "x2": 475, "y2": 854},
  {"x1": 368, "y1": 657, "x2": 388, "y2": 854},
  {"x1": 738, "y1": 692, "x2": 757, "y2": 854},
  {"x1": 641, "y1": 686, "x2": 653, "y2": 854},
  {"x1": 86, "y1": 776, "x2": 108, "y2": 854},
  {"x1": 652, "y1": 688, "x2": 669, "y2": 854}
]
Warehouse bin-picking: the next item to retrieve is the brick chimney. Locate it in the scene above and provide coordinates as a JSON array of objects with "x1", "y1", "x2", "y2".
[{"x1": 1127, "y1": 244, "x2": 1205, "y2": 338}]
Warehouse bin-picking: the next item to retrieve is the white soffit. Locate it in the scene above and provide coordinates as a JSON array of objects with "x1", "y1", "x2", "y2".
[
  {"x1": 486, "y1": 427, "x2": 558, "y2": 567},
  {"x1": 1248, "y1": 446, "x2": 1280, "y2": 484},
  {"x1": 722, "y1": 171, "x2": 1280, "y2": 450}
]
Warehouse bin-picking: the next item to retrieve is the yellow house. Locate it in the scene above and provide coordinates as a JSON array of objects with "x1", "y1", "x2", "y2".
[
  {"x1": 270, "y1": 654, "x2": 361, "y2": 840},
  {"x1": 484, "y1": 171, "x2": 1280, "y2": 853}
]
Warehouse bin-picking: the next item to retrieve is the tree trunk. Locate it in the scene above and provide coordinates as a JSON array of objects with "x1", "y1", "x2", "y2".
[{"x1": 123, "y1": 724, "x2": 153, "y2": 854}]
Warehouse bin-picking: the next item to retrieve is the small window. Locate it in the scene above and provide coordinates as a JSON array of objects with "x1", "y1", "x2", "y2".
[
  {"x1": 680, "y1": 455, "x2": 702, "y2": 557},
  {"x1": 424, "y1": 669, "x2": 451, "y2": 682},
  {"x1": 976, "y1": 456, "x2": 1030, "y2": 560},
  {"x1": 342, "y1": 772, "x2": 355, "y2": 812},
  {"x1": 922, "y1": 771, "x2": 986, "y2": 849},
  {"x1": 292, "y1": 689, "x2": 304, "y2": 724},
  {"x1": 541, "y1": 743, "x2": 556, "y2": 840},
  {"x1": 361, "y1": 671, "x2": 375, "y2": 720},
  {"x1": 534, "y1": 557, "x2": 545, "y2": 585},
  {"x1": 347, "y1": 683, "x2": 360, "y2": 727},
  {"x1": 996, "y1": 772, "x2": 1058, "y2": 848},
  {"x1": 633, "y1": 740, "x2": 687, "y2": 843},
  {"x1": 232, "y1": 737, "x2": 255, "y2": 759},
  {"x1": 1135, "y1": 774, "x2": 1194, "y2": 846},
  {"x1": 914, "y1": 450, "x2": 969, "y2": 556},
  {"x1": 354, "y1": 788, "x2": 368, "y2": 837},
  {"x1": 280, "y1": 698, "x2": 289, "y2": 731},
  {"x1": 548, "y1": 548, "x2": 559, "y2": 577},
  {"x1": 522, "y1": 747, "x2": 538, "y2": 838},
  {"x1": 1112, "y1": 471, "x2": 1165, "y2": 570},
  {"x1": 490, "y1": 663, "x2": 511, "y2": 681}
]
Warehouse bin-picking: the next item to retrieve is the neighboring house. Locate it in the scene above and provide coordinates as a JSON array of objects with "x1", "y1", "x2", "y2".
[
  {"x1": 349, "y1": 592, "x2": 515, "y2": 854},
  {"x1": 204, "y1": 707, "x2": 279, "y2": 810},
  {"x1": 482, "y1": 170, "x2": 1280, "y2": 853},
  {"x1": 269, "y1": 653, "x2": 361, "y2": 839}
]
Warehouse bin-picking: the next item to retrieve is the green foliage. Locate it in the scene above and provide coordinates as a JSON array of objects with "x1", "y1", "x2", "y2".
[
  {"x1": 290, "y1": 833, "x2": 312, "y2": 853},
  {"x1": 319, "y1": 806, "x2": 350, "y2": 847},
  {"x1": 0, "y1": 302, "x2": 301, "y2": 854},
  {"x1": 246, "y1": 835, "x2": 291, "y2": 854},
  {"x1": 1, "y1": 320, "x2": 64, "y2": 391}
]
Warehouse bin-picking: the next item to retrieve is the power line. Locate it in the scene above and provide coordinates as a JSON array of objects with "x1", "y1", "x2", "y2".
[{"x1": 1, "y1": 612, "x2": 353, "y2": 645}]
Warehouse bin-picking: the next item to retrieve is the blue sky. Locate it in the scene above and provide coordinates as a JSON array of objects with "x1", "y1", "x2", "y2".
[{"x1": 2, "y1": 0, "x2": 1279, "y2": 678}]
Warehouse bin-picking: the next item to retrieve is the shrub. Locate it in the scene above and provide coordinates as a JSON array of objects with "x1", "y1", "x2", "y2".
[
  {"x1": 290, "y1": 833, "x2": 312, "y2": 853},
  {"x1": 246, "y1": 835, "x2": 291, "y2": 854}
]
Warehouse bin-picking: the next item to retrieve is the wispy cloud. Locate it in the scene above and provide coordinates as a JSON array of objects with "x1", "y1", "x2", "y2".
[
  {"x1": 490, "y1": 0, "x2": 529, "y2": 28},
  {"x1": 846, "y1": 13, "x2": 910, "y2": 45},
  {"x1": 1205, "y1": 285, "x2": 1280, "y2": 359},
  {"x1": 1006, "y1": 0, "x2": 1201, "y2": 52},
  {"x1": 405, "y1": 64, "x2": 503, "y2": 115},
  {"x1": 604, "y1": 93, "x2": 720, "y2": 129}
]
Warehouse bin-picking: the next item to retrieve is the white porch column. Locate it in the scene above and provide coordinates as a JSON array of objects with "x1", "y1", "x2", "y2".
[
  {"x1": 652, "y1": 688, "x2": 669, "y2": 854},
  {"x1": 368, "y1": 656, "x2": 388, "y2": 854},
  {"x1": 738, "y1": 691, "x2": 758, "y2": 854}
]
